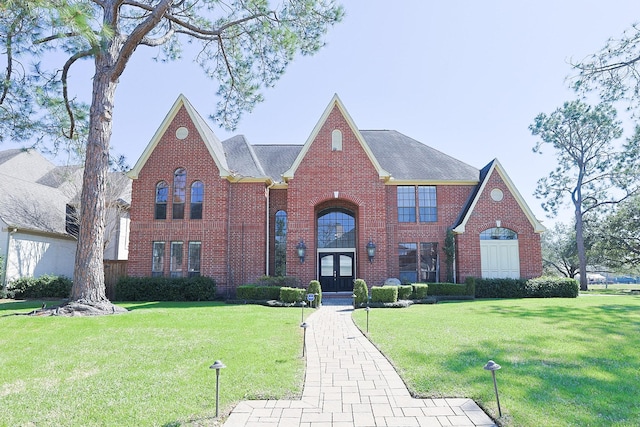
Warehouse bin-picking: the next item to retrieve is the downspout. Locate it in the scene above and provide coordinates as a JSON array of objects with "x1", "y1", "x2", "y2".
[
  {"x1": 265, "y1": 183, "x2": 275, "y2": 276},
  {"x1": 453, "y1": 234, "x2": 457, "y2": 283}
]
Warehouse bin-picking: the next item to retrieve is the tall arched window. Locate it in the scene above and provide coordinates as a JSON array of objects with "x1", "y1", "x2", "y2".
[
  {"x1": 155, "y1": 181, "x2": 169, "y2": 220},
  {"x1": 274, "y1": 210, "x2": 287, "y2": 276},
  {"x1": 190, "y1": 181, "x2": 204, "y2": 220},
  {"x1": 173, "y1": 168, "x2": 186, "y2": 219}
]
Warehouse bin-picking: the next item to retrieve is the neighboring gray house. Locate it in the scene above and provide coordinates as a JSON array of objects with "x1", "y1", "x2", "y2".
[{"x1": 0, "y1": 149, "x2": 131, "y2": 286}]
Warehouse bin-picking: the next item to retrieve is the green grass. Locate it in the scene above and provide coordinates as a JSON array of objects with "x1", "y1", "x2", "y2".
[
  {"x1": 353, "y1": 296, "x2": 640, "y2": 427},
  {"x1": 0, "y1": 300, "x2": 304, "y2": 426}
]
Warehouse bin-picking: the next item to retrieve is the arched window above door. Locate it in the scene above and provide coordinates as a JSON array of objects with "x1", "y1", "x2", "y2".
[{"x1": 317, "y1": 208, "x2": 355, "y2": 248}]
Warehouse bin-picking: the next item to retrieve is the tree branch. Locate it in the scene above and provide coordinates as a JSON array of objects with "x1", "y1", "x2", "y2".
[{"x1": 61, "y1": 49, "x2": 93, "y2": 138}]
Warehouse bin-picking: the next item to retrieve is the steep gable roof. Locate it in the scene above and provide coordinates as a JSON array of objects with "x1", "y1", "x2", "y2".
[
  {"x1": 282, "y1": 94, "x2": 390, "y2": 181},
  {"x1": 222, "y1": 135, "x2": 267, "y2": 180},
  {"x1": 128, "y1": 94, "x2": 230, "y2": 179},
  {"x1": 453, "y1": 159, "x2": 545, "y2": 233}
]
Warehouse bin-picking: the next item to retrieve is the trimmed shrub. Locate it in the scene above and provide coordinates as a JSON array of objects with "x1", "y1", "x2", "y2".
[
  {"x1": 279, "y1": 287, "x2": 305, "y2": 303},
  {"x1": 353, "y1": 279, "x2": 369, "y2": 305},
  {"x1": 236, "y1": 285, "x2": 281, "y2": 301},
  {"x1": 397, "y1": 284, "x2": 413, "y2": 300},
  {"x1": 8, "y1": 275, "x2": 72, "y2": 299},
  {"x1": 307, "y1": 280, "x2": 322, "y2": 306},
  {"x1": 526, "y1": 277, "x2": 579, "y2": 298},
  {"x1": 472, "y1": 277, "x2": 528, "y2": 298},
  {"x1": 371, "y1": 286, "x2": 398, "y2": 303},
  {"x1": 412, "y1": 284, "x2": 429, "y2": 299},
  {"x1": 255, "y1": 275, "x2": 300, "y2": 288},
  {"x1": 428, "y1": 282, "x2": 474, "y2": 297},
  {"x1": 115, "y1": 276, "x2": 216, "y2": 301}
]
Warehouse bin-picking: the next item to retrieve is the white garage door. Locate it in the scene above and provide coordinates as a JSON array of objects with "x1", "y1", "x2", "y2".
[{"x1": 480, "y1": 228, "x2": 520, "y2": 279}]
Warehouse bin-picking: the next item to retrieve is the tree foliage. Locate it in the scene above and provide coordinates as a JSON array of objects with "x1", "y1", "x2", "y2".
[
  {"x1": 541, "y1": 222, "x2": 580, "y2": 278},
  {"x1": 529, "y1": 100, "x2": 638, "y2": 290},
  {"x1": 0, "y1": 0, "x2": 343, "y2": 312},
  {"x1": 591, "y1": 195, "x2": 640, "y2": 272}
]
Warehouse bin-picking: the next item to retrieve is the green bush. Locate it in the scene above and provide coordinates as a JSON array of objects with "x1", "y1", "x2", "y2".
[
  {"x1": 307, "y1": 280, "x2": 322, "y2": 306},
  {"x1": 371, "y1": 286, "x2": 398, "y2": 303},
  {"x1": 236, "y1": 285, "x2": 281, "y2": 301},
  {"x1": 397, "y1": 284, "x2": 413, "y2": 300},
  {"x1": 412, "y1": 284, "x2": 429, "y2": 299},
  {"x1": 472, "y1": 277, "x2": 528, "y2": 298},
  {"x1": 8, "y1": 275, "x2": 73, "y2": 299},
  {"x1": 279, "y1": 287, "x2": 305, "y2": 303},
  {"x1": 115, "y1": 276, "x2": 216, "y2": 301},
  {"x1": 526, "y1": 277, "x2": 579, "y2": 298},
  {"x1": 471, "y1": 277, "x2": 578, "y2": 299},
  {"x1": 353, "y1": 279, "x2": 369, "y2": 305},
  {"x1": 428, "y1": 282, "x2": 474, "y2": 297},
  {"x1": 255, "y1": 275, "x2": 300, "y2": 288}
]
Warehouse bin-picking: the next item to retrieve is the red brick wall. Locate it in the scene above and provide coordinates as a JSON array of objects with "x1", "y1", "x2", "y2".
[
  {"x1": 285, "y1": 105, "x2": 388, "y2": 287},
  {"x1": 385, "y1": 184, "x2": 477, "y2": 282},
  {"x1": 128, "y1": 105, "x2": 231, "y2": 292}
]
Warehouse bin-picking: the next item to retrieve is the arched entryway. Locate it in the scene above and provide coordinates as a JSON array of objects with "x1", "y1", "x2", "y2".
[{"x1": 317, "y1": 208, "x2": 356, "y2": 292}]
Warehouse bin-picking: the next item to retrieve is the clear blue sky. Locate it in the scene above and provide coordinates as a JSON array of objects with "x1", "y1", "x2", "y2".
[{"x1": 8, "y1": 1, "x2": 640, "y2": 226}]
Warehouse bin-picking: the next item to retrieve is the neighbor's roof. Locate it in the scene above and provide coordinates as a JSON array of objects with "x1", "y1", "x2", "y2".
[{"x1": 0, "y1": 149, "x2": 132, "y2": 235}]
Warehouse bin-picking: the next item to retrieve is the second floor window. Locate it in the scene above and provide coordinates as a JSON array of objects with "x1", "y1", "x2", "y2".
[
  {"x1": 173, "y1": 168, "x2": 186, "y2": 219},
  {"x1": 397, "y1": 185, "x2": 437, "y2": 222},
  {"x1": 155, "y1": 181, "x2": 168, "y2": 220},
  {"x1": 190, "y1": 181, "x2": 204, "y2": 220}
]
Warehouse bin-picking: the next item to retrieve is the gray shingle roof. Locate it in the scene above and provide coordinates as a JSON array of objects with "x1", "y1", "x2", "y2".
[
  {"x1": 361, "y1": 130, "x2": 479, "y2": 181},
  {"x1": 0, "y1": 149, "x2": 132, "y2": 235},
  {"x1": 223, "y1": 130, "x2": 479, "y2": 183}
]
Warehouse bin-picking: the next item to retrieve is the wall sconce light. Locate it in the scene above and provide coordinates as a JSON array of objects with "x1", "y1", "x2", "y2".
[
  {"x1": 296, "y1": 239, "x2": 307, "y2": 263},
  {"x1": 366, "y1": 239, "x2": 376, "y2": 263}
]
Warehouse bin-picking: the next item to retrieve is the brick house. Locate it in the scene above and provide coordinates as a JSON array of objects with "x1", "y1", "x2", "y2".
[{"x1": 127, "y1": 94, "x2": 544, "y2": 296}]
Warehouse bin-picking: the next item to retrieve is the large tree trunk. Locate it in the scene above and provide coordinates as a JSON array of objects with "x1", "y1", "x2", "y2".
[
  {"x1": 68, "y1": 41, "x2": 126, "y2": 314},
  {"x1": 575, "y1": 207, "x2": 589, "y2": 292}
]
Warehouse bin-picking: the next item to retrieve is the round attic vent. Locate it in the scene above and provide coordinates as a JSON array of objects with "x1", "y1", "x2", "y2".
[
  {"x1": 490, "y1": 188, "x2": 504, "y2": 202},
  {"x1": 176, "y1": 126, "x2": 189, "y2": 140}
]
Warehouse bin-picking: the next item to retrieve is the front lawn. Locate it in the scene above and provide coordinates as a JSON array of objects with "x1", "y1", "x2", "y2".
[
  {"x1": 0, "y1": 301, "x2": 304, "y2": 426},
  {"x1": 353, "y1": 296, "x2": 640, "y2": 426}
]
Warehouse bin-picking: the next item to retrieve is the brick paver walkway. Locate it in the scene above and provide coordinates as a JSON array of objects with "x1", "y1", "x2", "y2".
[{"x1": 222, "y1": 301, "x2": 496, "y2": 427}]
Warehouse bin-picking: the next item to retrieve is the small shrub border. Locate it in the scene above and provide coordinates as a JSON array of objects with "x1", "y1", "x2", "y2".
[
  {"x1": 115, "y1": 276, "x2": 216, "y2": 301},
  {"x1": 353, "y1": 279, "x2": 369, "y2": 305},
  {"x1": 307, "y1": 280, "x2": 322, "y2": 307},
  {"x1": 371, "y1": 286, "x2": 398, "y2": 303},
  {"x1": 7, "y1": 275, "x2": 72, "y2": 299},
  {"x1": 279, "y1": 287, "x2": 306, "y2": 303},
  {"x1": 471, "y1": 277, "x2": 579, "y2": 298}
]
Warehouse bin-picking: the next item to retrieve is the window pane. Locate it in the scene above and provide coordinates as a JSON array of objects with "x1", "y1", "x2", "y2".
[
  {"x1": 480, "y1": 228, "x2": 518, "y2": 240},
  {"x1": 152, "y1": 242, "x2": 165, "y2": 277},
  {"x1": 418, "y1": 186, "x2": 437, "y2": 222},
  {"x1": 188, "y1": 241, "x2": 201, "y2": 277},
  {"x1": 317, "y1": 209, "x2": 355, "y2": 248},
  {"x1": 275, "y1": 210, "x2": 287, "y2": 276},
  {"x1": 173, "y1": 168, "x2": 186, "y2": 219},
  {"x1": 155, "y1": 182, "x2": 168, "y2": 220},
  {"x1": 190, "y1": 181, "x2": 203, "y2": 220},
  {"x1": 397, "y1": 186, "x2": 416, "y2": 222},
  {"x1": 399, "y1": 243, "x2": 417, "y2": 283},
  {"x1": 170, "y1": 241, "x2": 183, "y2": 278},
  {"x1": 339, "y1": 255, "x2": 352, "y2": 276},
  {"x1": 420, "y1": 242, "x2": 438, "y2": 282}
]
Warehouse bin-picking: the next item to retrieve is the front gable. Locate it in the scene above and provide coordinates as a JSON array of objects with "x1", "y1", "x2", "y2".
[
  {"x1": 453, "y1": 159, "x2": 545, "y2": 234},
  {"x1": 128, "y1": 94, "x2": 230, "y2": 180},
  {"x1": 282, "y1": 94, "x2": 390, "y2": 182}
]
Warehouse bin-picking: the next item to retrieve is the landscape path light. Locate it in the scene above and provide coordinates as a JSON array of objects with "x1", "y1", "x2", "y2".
[
  {"x1": 483, "y1": 360, "x2": 502, "y2": 417},
  {"x1": 300, "y1": 322, "x2": 309, "y2": 357},
  {"x1": 209, "y1": 360, "x2": 226, "y2": 418},
  {"x1": 365, "y1": 306, "x2": 370, "y2": 333}
]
